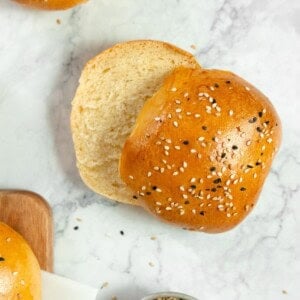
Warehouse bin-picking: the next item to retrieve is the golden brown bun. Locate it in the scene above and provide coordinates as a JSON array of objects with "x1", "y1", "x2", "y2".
[
  {"x1": 71, "y1": 40, "x2": 199, "y2": 204},
  {"x1": 13, "y1": 0, "x2": 87, "y2": 10},
  {"x1": 120, "y1": 67, "x2": 282, "y2": 233},
  {"x1": 0, "y1": 222, "x2": 41, "y2": 299}
]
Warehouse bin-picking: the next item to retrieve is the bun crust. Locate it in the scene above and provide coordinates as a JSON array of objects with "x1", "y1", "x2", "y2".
[
  {"x1": 0, "y1": 222, "x2": 41, "y2": 299},
  {"x1": 71, "y1": 40, "x2": 199, "y2": 204},
  {"x1": 13, "y1": 0, "x2": 86, "y2": 10},
  {"x1": 120, "y1": 67, "x2": 281, "y2": 232}
]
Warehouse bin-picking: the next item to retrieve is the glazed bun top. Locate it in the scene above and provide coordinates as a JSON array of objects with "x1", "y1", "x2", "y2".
[
  {"x1": 119, "y1": 67, "x2": 281, "y2": 233},
  {"x1": 0, "y1": 222, "x2": 41, "y2": 299},
  {"x1": 13, "y1": 0, "x2": 87, "y2": 10}
]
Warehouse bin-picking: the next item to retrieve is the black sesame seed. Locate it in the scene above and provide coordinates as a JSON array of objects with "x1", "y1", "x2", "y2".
[
  {"x1": 146, "y1": 192, "x2": 151, "y2": 195},
  {"x1": 221, "y1": 153, "x2": 226, "y2": 158},
  {"x1": 183, "y1": 140, "x2": 189, "y2": 145},
  {"x1": 132, "y1": 195, "x2": 138, "y2": 199},
  {"x1": 247, "y1": 164, "x2": 254, "y2": 168},
  {"x1": 214, "y1": 83, "x2": 219, "y2": 88},
  {"x1": 276, "y1": 123, "x2": 278, "y2": 126},
  {"x1": 261, "y1": 153, "x2": 264, "y2": 156},
  {"x1": 249, "y1": 117, "x2": 257, "y2": 123},
  {"x1": 152, "y1": 186, "x2": 157, "y2": 190},
  {"x1": 217, "y1": 185, "x2": 222, "y2": 188},
  {"x1": 226, "y1": 80, "x2": 231, "y2": 84},
  {"x1": 120, "y1": 230, "x2": 124, "y2": 235},
  {"x1": 212, "y1": 98, "x2": 217, "y2": 104},
  {"x1": 184, "y1": 200, "x2": 190, "y2": 205},
  {"x1": 258, "y1": 111, "x2": 263, "y2": 117},
  {"x1": 213, "y1": 178, "x2": 222, "y2": 184},
  {"x1": 232, "y1": 145, "x2": 238, "y2": 150},
  {"x1": 256, "y1": 127, "x2": 262, "y2": 132},
  {"x1": 255, "y1": 161, "x2": 261, "y2": 166},
  {"x1": 240, "y1": 187, "x2": 246, "y2": 191},
  {"x1": 199, "y1": 211, "x2": 205, "y2": 216},
  {"x1": 265, "y1": 121, "x2": 270, "y2": 125},
  {"x1": 190, "y1": 185, "x2": 196, "y2": 189},
  {"x1": 73, "y1": 226, "x2": 79, "y2": 230},
  {"x1": 210, "y1": 167, "x2": 216, "y2": 172},
  {"x1": 211, "y1": 188, "x2": 217, "y2": 192},
  {"x1": 0, "y1": 257, "x2": 5, "y2": 262},
  {"x1": 202, "y1": 125, "x2": 207, "y2": 130}
]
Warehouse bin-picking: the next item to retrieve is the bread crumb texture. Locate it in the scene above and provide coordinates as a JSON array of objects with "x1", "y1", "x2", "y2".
[
  {"x1": 71, "y1": 40, "x2": 199, "y2": 204},
  {"x1": 120, "y1": 67, "x2": 281, "y2": 232}
]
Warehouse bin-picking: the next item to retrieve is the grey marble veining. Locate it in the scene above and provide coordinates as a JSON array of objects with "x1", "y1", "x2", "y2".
[{"x1": 0, "y1": 0, "x2": 299, "y2": 299}]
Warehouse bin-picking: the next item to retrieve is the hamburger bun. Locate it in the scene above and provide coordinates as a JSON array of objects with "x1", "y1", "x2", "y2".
[
  {"x1": 0, "y1": 222, "x2": 41, "y2": 299},
  {"x1": 71, "y1": 40, "x2": 200, "y2": 204},
  {"x1": 13, "y1": 0, "x2": 87, "y2": 10},
  {"x1": 119, "y1": 67, "x2": 281, "y2": 233}
]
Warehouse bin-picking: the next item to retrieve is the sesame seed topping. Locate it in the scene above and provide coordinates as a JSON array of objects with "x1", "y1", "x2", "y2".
[
  {"x1": 246, "y1": 140, "x2": 251, "y2": 146},
  {"x1": 174, "y1": 145, "x2": 181, "y2": 150},
  {"x1": 156, "y1": 201, "x2": 162, "y2": 206},
  {"x1": 197, "y1": 153, "x2": 202, "y2": 159},
  {"x1": 166, "y1": 207, "x2": 172, "y2": 211},
  {"x1": 164, "y1": 145, "x2": 170, "y2": 150},
  {"x1": 190, "y1": 149, "x2": 197, "y2": 153},
  {"x1": 154, "y1": 117, "x2": 161, "y2": 121},
  {"x1": 164, "y1": 151, "x2": 169, "y2": 156},
  {"x1": 183, "y1": 161, "x2": 188, "y2": 168},
  {"x1": 190, "y1": 178, "x2": 196, "y2": 183},
  {"x1": 173, "y1": 171, "x2": 179, "y2": 176},
  {"x1": 153, "y1": 166, "x2": 159, "y2": 171},
  {"x1": 262, "y1": 108, "x2": 266, "y2": 113},
  {"x1": 166, "y1": 139, "x2": 172, "y2": 144},
  {"x1": 170, "y1": 87, "x2": 177, "y2": 92},
  {"x1": 253, "y1": 173, "x2": 257, "y2": 178},
  {"x1": 182, "y1": 194, "x2": 188, "y2": 199},
  {"x1": 20, "y1": 280, "x2": 25, "y2": 286},
  {"x1": 245, "y1": 86, "x2": 250, "y2": 91},
  {"x1": 142, "y1": 186, "x2": 146, "y2": 190},
  {"x1": 186, "y1": 111, "x2": 192, "y2": 116},
  {"x1": 198, "y1": 136, "x2": 205, "y2": 141},
  {"x1": 192, "y1": 209, "x2": 196, "y2": 214},
  {"x1": 175, "y1": 100, "x2": 181, "y2": 104},
  {"x1": 156, "y1": 188, "x2": 162, "y2": 193},
  {"x1": 173, "y1": 121, "x2": 179, "y2": 128},
  {"x1": 160, "y1": 168, "x2": 165, "y2": 173},
  {"x1": 210, "y1": 86, "x2": 215, "y2": 91},
  {"x1": 175, "y1": 108, "x2": 182, "y2": 113},
  {"x1": 179, "y1": 186, "x2": 185, "y2": 191},
  {"x1": 129, "y1": 175, "x2": 134, "y2": 180},
  {"x1": 229, "y1": 110, "x2": 234, "y2": 116},
  {"x1": 147, "y1": 172, "x2": 152, "y2": 177},
  {"x1": 167, "y1": 113, "x2": 172, "y2": 119},
  {"x1": 184, "y1": 92, "x2": 189, "y2": 97},
  {"x1": 267, "y1": 138, "x2": 272, "y2": 143},
  {"x1": 179, "y1": 167, "x2": 185, "y2": 173},
  {"x1": 194, "y1": 114, "x2": 201, "y2": 118}
]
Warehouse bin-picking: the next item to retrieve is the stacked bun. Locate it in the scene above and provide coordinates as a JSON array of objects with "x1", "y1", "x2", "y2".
[
  {"x1": 71, "y1": 40, "x2": 281, "y2": 233},
  {"x1": 0, "y1": 222, "x2": 41, "y2": 299}
]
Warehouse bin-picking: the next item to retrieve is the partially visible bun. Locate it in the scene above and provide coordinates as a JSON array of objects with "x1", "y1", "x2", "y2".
[
  {"x1": 120, "y1": 67, "x2": 281, "y2": 233},
  {"x1": 71, "y1": 40, "x2": 200, "y2": 204},
  {"x1": 13, "y1": 0, "x2": 87, "y2": 10},
  {"x1": 0, "y1": 222, "x2": 41, "y2": 299}
]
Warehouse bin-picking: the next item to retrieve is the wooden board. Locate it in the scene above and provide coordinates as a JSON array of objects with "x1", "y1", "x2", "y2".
[{"x1": 0, "y1": 190, "x2": 53, "y2": 272}]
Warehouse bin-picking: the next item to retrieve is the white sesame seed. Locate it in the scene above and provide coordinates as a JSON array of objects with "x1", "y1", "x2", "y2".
[
  {"x1": 253, "y1": 173, "x2": 257, "y2": 178},
  {"x1": 173, "y1": 171, "x2": 179, "y2": 176},
  {"x1": 206, "y1": 106, "x2": 211, "y2": 111},
  {"x1": 209, "y1": 97, "x2": 214, "y2": 103},
  {"x1": 166, "y1": 207, "x2": 172, "y2": 211},
  {"x1": 190, "y1": 148, "x2": 197, "y2": 153},
  {"x1": 210, "y1": 86, "x2": 215, "y2": 91},
  {"x1": 190, "y1": 177, "x2": 196, "y2": 183},
  {"x1": 156, "y1": 201, "x2": 162, "y2": 206},
  {"x1": 233, "y1": 179, "x2": 238, "y2": 184},
  {"x1": 164, "y1": 151, "x2": 169, "y2": 156},
  {"x1": 262, "y1": 145, "x2": 266, "y2": 151},
  {"x1": 153, "y1": 166, "x2": 159, "y2": 171},
  {"x1": 174, "y1": 146, "x2": 181, "y2": 150},
  {"x1": 154, "y1": 117, "x2": 161, "y2": 121},
  {"x1": 179, "y1": 167, "x2": 185, "y2": 173},
  {"x1": 230, "y1": 174, "x2": 235, "y2": 179},
  {"x1": 226, "y1": 213, "x2": 231, "y2": 218},
  {"x1": 142, "y1": 186, "x2": 146, "y2": 190},
  {"x1": 221, "y1": 166, "x2": 226, "y2": 173},
  {"x1": 170, "y1": 87, "x2": 177, "y2": 92},
  {"x1": 194, "y1": 114, "x2": 201, "y2": 118},
  {"x1": 239, "y1": 177, "x2": 243, "y2": 182},
  {"x1": 129, "y1": 175, "x2": 134, "y2": 180},
  {"x1": 175, "y1": 108, "x2": 182, "y2": 113},
  {"x1": 180, "y1": 210, "x2": 185, "y2": 216},
  {"x1": 147, "y1": 172, "x2": 152, "y2": 177},
  {"x1": 167, "y1": 113, "x2": 172, "y2": 119},
  {"x1": 20, "y1": 280, "x2": 25, "y2": 286},
  {"x1": 167, "y1": 165, "x2": 172, "y2": 169},
  {"x1": 245, "y1": 86, "x2": 250, "y2": 91},
  {"x1": 198, "y1": 136, "x2": 205, "y2": 141},
  {"x1": 164, "y1": 145, "x2": 170, "y2": 150},
  {"x1": 183, "y1": 161, "x2": 188, "y2": 168},
  {"x1": 184, "y1": 92, "x2": 189, "y2": 98},
  {"x1": 267, "y1": 138, "x2": 272, "y2": 143},
  {"x1": 173, "y1": 121, "x2": 178, "y2": 128},
  {"x1": 192, "y1": 209, "x2": 196, "y2": 214},
  {"x1": 262, "y1": 108, "x2": 266, "y2": 113},
  {"x1": 217, "y1": 172, "x2": 222, "y2": 177},
  {"x1": 244, "y1": 168, "x2": 250, "y2": 173},
  {"x1": 199, "y1": 178, "x2": 204, "y2": 184},
  {"x1": 166, "y1": 139, "x2": 172, "y2": 144},
  {"x1": 226, "y1": 180, "x2": 230, "y2": 186},
  {"x1": 156, "y1": 141, "x2": 162, "y2": 145},
  {"x1": 186, "y1": 111, "x2": 192, "y2": 116},
  {"x1": 201, "y1": 142, "x2": 206, "y2": 147},
  {"x1": 246, "y1": 140, "x2": 251, "y2": 146},
  {"x1": 182, "y1": 194, "x2": 188, "y2": 199},
  {"x1": 207, "y1": 175, "x2": 212, "y2": 179},
  {"x1": 179, "y1": 186, "x2": 185, "y2": 191},
  {"x1": 156, "y1": 188, "x2": 162, "y2": 193},
  {"x1": 160, "y1": 168, "x2": 165, "y2": 173},
  {"x1": 218, "y1": 205, "x2": 224, "y2": 211},
  {"x1": 175, "y1": 100, "x2": 181, "y2": 104},
  {"x1": 6, "y1": 237, "x2": 11, "y2": 242},
  {"x1": 207, "y1": 194, "x2": 211, "y2": 199},
  {"x1": 260, "y1": 133, "x2": 265, "y2": 138},
  {"x1": 197, "y1": 153, "x2": 202, "y2": 159},
  {"x1": 229, "y1": 110, "x2": 234, "y2": 116},
  {"x1": 140, "y1": 192, "x2": 145, "y2": 196},
  {"x1": 212, "y1": 102, "x2": 217, "y2": 108},
  {"x1": 216, "y1": 106, "x2": 221, "y2": 112},
  {"x1": 12, "y1": 272, "x2": 18, "y2": 276},
  {"x1": 198, "y1": 92, "x2": 204, "y2": 97}
]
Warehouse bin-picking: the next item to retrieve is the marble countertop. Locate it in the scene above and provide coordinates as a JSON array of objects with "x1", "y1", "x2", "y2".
[{"x1": 0, "y1": 0, "x2": 299, "y2": 299}]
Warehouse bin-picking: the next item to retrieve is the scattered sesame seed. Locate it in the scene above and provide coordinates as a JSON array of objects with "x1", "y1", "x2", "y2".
[
  {"x1": 179, "y1": 167, "x2": 185, "y2": 173},
  {"x1": 182, "y1": 194, "x2": 188, "y2": 199},
  {"x1": 153, "y1": 166, "x2": 160, "y2": 171},
  {"x1": 20, "y1": 280, "x2": 25, "y2": 286},
  {"x1": 210, "y1": 86, "x2": 215, "y2": 91},
  {"x1": 166, "y1": 207, "x2": 172, "y2": 210},
  {"x1": 197, "y1": 153, "x2": 202, "y2": 159},
  {"x1": 164, "y1": 145, "x2": 170, "y2": 150},
  {"x1": 129, "y1": 175, "x2": 134, "y2": 180},
  {"x1": 267, "y1": 138, "x2": 272, "y2": 143},
  {"x1": 6, "y1": 238, "x2": 11, "y2": 242},
  {"x1": 160, "y1": 168, "x2": 165, "y2": 173},
  {"x1": 156, "y1": 141, "x2": 162, "y2": 145},
  {"x1": 175, "y1": 100, "x2": 181, "y2": 104},
  {"x1": 173, "y1": 171, "x2": 179, "y2": 176},
  {"x1": 156, "y1": 188, "x2": 162, "y2": 193},
  {"x1": 229, "y1": 110, "x2": 234, "y2": 116},
  {"x1": 170, "y1": 87, "x2": 177, "y2": 92},
  {"x1": 156, "y1": 202, "x2": 162, "y2": 206},
  {"x1": 245, "y1": 86, "x2": 250, "y2": 91},
  {"x1": 167, "y1": 113, "x2": 172, "y2": 119},
  {"x1": 190, "y1": 178, "x2": 196, "y2": 183},
  {"x1": 192, "y1": 209, "x2": 196, "y2": 214},
  {"x1": 190, "y1": 149, "x2": 197, "y2": 153},
  {"x1": 184, "y1": 92, "x2": 189, "y2": 97},
  {"x1": 173, "y1": 121, "x2": 178, "y2": 128},
  {"x1": 166, "y1": 139, "x2": 172, "y2": 144},
  {"x1": 253, "y1": 173, "x2": 257, "y2": 178},
  {"x1": 154, "y1": 117, "x2": 161, "y2": 121},
  {"x1": 164, "y1": 151, "x2": 169, "y2": 156},
  {"x1": 262, "y1": 108, "x2": 266, "y2": 113},
  {"x1": 147, "y1": 172, "x2": 152, "y2": 177},
  {"x1": 183, "y1": 161, "x2": 188, "y2": 168},
  {"x1": 142, "y1": 186, "x2": 146, "y2": 190},
  {"x1": 246, "y1": 140, "x2": 251, "y2": 146},
  {"x1": 198, "y1": 136, "x2": 205, "y2": 141},
  {"x1": 174, "y1": 145, "x2": 181, "y2": 150},
  {"x1": 175, "y1": 108, "x2": 182, "y2": 113}
]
